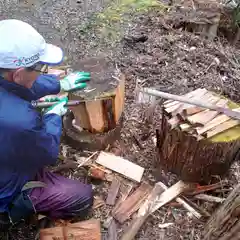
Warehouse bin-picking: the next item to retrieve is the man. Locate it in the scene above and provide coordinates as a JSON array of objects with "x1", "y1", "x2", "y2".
[{"x1": 0, "y1": 19, "x2": 93, "y2": 227}]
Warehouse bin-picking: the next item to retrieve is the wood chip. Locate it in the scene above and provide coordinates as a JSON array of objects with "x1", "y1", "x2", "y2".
[
  {"x1": 106, "y1": 178, "x2": 121, "y2": 206},
  {"x1": 40, "y1": 219, "x2": 101, "y2": 240},
  {"x1": 113, "y1": 182, "x2": 152, "y2": 223},
  {"x1": 96, "y1": 152, "x2": 144, "y2": 182}
]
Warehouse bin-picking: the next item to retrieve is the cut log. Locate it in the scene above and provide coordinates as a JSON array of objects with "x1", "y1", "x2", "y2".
[
  {"x1": 106, "y1": 178, "x2": 121, "y2": 206},
  {"x1": 112, "y1": 182, "x2": 152, "y2": 223},
  {"x1": 39, "y1": 219, "x2": 101, "y2": 240},
  {"x1": 68, "y1": 56, "x2": 125, "y2": 133},
  {"x1": 96, "y1": 152, "x2": 144, "y2": 182},
  {"x1": 203, "y1": 183, "x2": 240, "y2": 240}
]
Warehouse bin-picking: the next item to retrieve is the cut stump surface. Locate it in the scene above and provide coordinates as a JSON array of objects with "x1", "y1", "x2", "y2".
[{"x1": 69, "y1": 56, "x2": 125, "y2": 133}]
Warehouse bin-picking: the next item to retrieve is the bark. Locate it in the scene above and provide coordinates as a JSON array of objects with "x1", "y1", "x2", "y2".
[
  {"x1": 203, "y1": 183, "x2": 240, "y2": 240},
  {"x1": 156, "y1": 114, "x2": 240, "y2": 182}
]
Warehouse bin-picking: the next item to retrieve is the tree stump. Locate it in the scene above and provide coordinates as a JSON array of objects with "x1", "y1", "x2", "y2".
[
  {"x1": 156, "y1": 88, "x2": 240, "y2": 183},
  {"x1": 203, "y1": 183, "x2": 240, "y2": 240},
  {"x1": 168, "y1": 0, "x2": 222, "y2": 40},
  {"x1": 63, "y1": 56, "x2": 125, "y2": 150}
]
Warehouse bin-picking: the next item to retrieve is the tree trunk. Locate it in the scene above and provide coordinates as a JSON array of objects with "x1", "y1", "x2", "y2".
[{"x1": 203, "y1": 183, "x2": 240, "y2": 240}]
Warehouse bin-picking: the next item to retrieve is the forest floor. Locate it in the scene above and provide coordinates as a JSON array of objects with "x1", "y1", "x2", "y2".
[{"x1": 1, "y1": 0, "x2": 240, "y2": 239}]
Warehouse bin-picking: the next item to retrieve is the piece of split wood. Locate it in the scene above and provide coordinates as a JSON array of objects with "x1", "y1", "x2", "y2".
[
  {"x1": 186, "y1": 181, "x2": 228, "y2": 195},
  {"x1": 96, "y1": 151, "x2": 144, "y2": 182},
  {"x1": 40, "y1": 219, "x2": 101, "y2": 240},
  {"x1": 182, "y1": 92, "x2": 219, "y2": 116},
  {"x1": 164, "y1": 88, "x2": 207, "y2": 109},
  {"x1": 194, "y1": 194, "x2": 226, "y2": 203},
  {"x1": 174, "y1": 91, "x2": 215, "y2": 117},
  {"x1": 76, "y1": 151, "x2": 99, "y2": 168},
  {"x1": 205, "y1": 119, "x2": 240, "y2": 138},
  {"x1": 106, "y1": 178, "x2": 121, "y2": 206},
  {"x1": 120, "y1": 181, "x2": 193, "y2": 240},
  {"x1": 165, "y1": 89, "x2": 209, "y2": 114},
  {"x1": 187, "y1": 99, "x2": 228, "y2": 125},
  {"x1": 93, "y1": 196, "x2": 105, "y2": 209},
  {"x1": 159, "y1": 182, "x2": 202, "y2": 219},
  {"x1": 197, "y1": 114, "x2": 230, "y2": 135},
  {"x1": 107, "y1": 219, "x2": 118, "y2": 240},
  {"x1": 112, "y1": 182, "x2": 152, "y2": 223},
  {"x1": 113, "y1": 182, "x2": 133, "y2": 212},
  {"x1": 158, "y1": 223, "x2": 174, "y2": 229}
]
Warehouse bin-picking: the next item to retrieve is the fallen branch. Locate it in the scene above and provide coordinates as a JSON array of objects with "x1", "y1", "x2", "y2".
[{"x1": 194, "y1": 194, "x2": 226, "y2": 203}]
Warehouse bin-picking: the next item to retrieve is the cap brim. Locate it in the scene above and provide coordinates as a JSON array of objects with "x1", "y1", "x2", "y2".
[{"x1": 39, "y1": 43, "x2": 64, "y2": 66}]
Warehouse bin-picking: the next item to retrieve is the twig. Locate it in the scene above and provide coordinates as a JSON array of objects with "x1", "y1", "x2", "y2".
[
  {"x1": 77, "y1": 151, "x2": 99, "y2": 168},
  {"x1": 194, "y1": 194, "x2": 226, "y2": 203}
]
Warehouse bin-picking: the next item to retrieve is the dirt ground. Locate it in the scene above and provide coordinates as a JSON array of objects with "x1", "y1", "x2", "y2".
[{"x1": 1, "y1": 0, "x2": 240, "y2": 239}]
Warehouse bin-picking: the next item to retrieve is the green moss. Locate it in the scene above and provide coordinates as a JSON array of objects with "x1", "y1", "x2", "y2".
[
  {"x1": 79, "y1": 0, "x2": 168, "y2": 42},
  {"x1": 209, "y1": 94, "x2": 240, "y2": 143}
]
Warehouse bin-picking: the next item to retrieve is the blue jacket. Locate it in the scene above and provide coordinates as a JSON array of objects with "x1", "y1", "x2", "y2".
[{"x1": 0, "y1": 74, "x2": 62, "y2": 212}]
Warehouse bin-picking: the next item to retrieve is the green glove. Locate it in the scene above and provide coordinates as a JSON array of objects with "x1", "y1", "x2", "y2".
[
  {"x1": 44, "y1": 97, "x2": 68, "y2": 116},
  {"x1": 60, "y1": 71, "x2": 90, "y2": 92}
]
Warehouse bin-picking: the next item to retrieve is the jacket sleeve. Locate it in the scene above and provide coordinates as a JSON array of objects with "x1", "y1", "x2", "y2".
[
  {"x1": 30, "y1": 74, "x2": 61, "y2": 100},
  {"x1": 18, "y1": 111, "x2": 62, "y2": 169}
]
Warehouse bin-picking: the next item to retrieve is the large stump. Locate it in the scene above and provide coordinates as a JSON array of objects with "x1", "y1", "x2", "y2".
[
  {"x1": 63, "y1": 56, "x2": 125, "y2": 150},
  {"x1": 156, "y1": 88, "x2": 240, "y2": 183},
  {"x1": 203, "y1": 183, "x2": 240, "y2": 240}
]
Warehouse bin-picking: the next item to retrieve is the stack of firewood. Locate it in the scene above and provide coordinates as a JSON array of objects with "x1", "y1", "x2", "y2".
[{"x1": 163, "y1": 88, "x2": 240, "y2": 140}]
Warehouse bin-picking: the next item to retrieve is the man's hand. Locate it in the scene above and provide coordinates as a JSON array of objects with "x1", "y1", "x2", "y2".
[
  {"x1": 44, "y1": 97, "x2": 68, "y2": 116},
  {"x1": 60, "y1": 71, "x2": 90, "y2": 92}
]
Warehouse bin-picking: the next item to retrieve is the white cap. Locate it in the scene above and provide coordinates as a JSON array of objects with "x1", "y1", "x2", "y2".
[{"x1": 0, "y1": 19, "x2": 64, "y2": 69}]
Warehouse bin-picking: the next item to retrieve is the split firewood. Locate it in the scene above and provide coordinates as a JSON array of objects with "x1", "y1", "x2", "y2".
[
  {"x1": 112, "y1": 182, "x2": 152, "y2": 223},
  {"x1": 164, "y1": 88, "x2": 208, "y2": 111},
  {"x1": 93, "y1": 196, "x2": 105, "y2": 209},
  {"x1": 158, "y1": 182, "x2": 202, "y2": 219},
  {"x1": 107, "y1": 219, "x2": 118, "y2": 240},
  {"x1": 204, "y1": 119, "x2": 240, "y2": 139},
  {"x1": 106, "y1": 178, "x2": 121, "y2": 206},
  {"x1": 197, "y1": 114, "x2": 230, "y2": 135},
  {"x1": 113, "y1": 182, "x2": 133, "y2": 212},
  {"x1": 204, "y1": 183, "x2": 240, "y2": 240},
  {"x1": 40, "y1": 219, "x2": 101, "y2": 240},
  {"x1": 120, "y1": 181, "x2": 194, "y2": 240},
  {"x1": 144, "y1": 88, "x2": 240, "y2": 121},
  {"x1": 96, "y1": 152, "x2": 144, "y2": 182},
  {"x1": 194, "y1": 194, "x2": 226, "y2": 203},
  {"x1": 187, "y1": 99, "x2": 228, "y2": 125}
]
